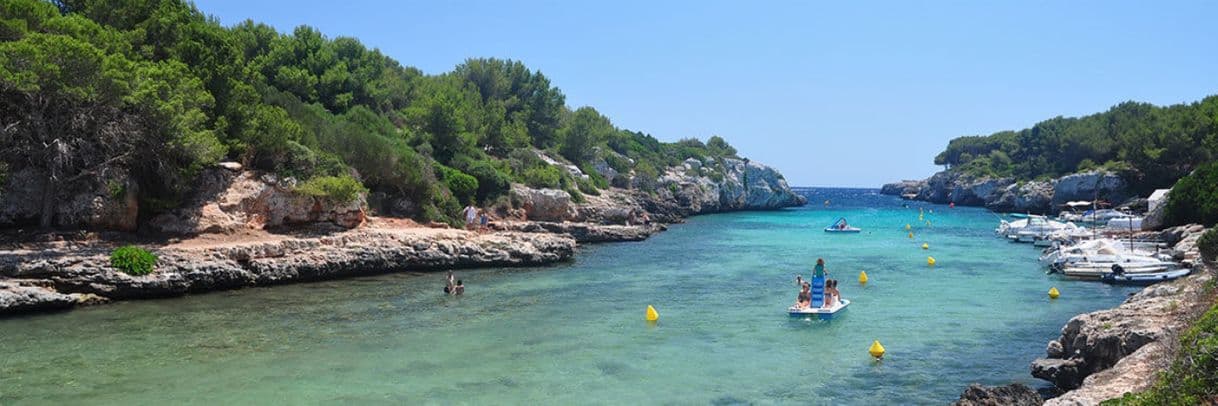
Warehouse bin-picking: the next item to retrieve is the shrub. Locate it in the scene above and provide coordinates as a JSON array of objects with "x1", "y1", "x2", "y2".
[
  {"x1": 576, "y1": 176, "x2": 600, "y2": 196},
  {"x1": 1199, "y1": 228, "x2": 1218, "y2": 264},
  {"x1": 294, "y1": 175, "x2": 367, "y2": 203},
  {"x1": 1164, "y1": 161, "x2": 1218, "y2": 227},
  {"x1": 521, "y1": 165, "x2": 562, "y2": 189},
  {"x1": 463, "y1": 160, "x2": 511, "y2": 202},
  {"x1": 110, "y1": 245, "x2": 157, "y2": 276},
  {"x1": 437, "y1": 165, "x2": 479, "y2": 204}
]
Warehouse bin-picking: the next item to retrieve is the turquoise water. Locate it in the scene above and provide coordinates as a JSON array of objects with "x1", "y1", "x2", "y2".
[{"x1": 0, "y1": 188, "x2": 1139, "y2": 405}]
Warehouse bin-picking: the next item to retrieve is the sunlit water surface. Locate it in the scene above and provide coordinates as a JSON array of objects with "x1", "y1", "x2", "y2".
[{"x1": 0, "y1": 188, "x2": 1138, "y2": 404}]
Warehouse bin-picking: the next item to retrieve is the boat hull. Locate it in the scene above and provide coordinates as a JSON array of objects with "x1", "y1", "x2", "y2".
[
  {"x1": 1101, "y1": 269, "x2": 1191, "y2": 286},
  {"x1": 789, "y1": 299, "x2": 850, "y2": 319}
]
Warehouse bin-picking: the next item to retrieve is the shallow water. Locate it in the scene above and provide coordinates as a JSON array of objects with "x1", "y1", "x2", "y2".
[{"x1": 0, "y1": 188, "x2": 1138, "y2": 405}]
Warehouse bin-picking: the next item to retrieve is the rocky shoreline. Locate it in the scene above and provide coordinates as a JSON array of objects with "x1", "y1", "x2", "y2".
[
  {"x1": 881, "y1": 170, "x2": 1130, "y2": 215},
  {"x1": 0, "y1": 227, "x2": 576, "y2": 315},
  {"x1": 952, "y1": 225, "x2": 1215, "y2": 405},
  {"x1": 0, "y1": 155, "x2": 806, "y2": 316}
]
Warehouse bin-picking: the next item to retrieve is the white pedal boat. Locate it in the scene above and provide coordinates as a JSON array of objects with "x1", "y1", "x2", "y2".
[{"x1": 788, "y1": 299, "x2": 850, "y2": 319}]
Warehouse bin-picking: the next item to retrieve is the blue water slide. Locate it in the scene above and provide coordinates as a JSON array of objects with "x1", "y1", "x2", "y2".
[{"x1": 811, "y1": 276, "x2": 825, "y2": 307}]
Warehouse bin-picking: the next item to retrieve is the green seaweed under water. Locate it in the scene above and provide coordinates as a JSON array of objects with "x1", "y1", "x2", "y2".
[{"x1": 0, "y1": 188, "x2": 1139, "y2": 405}]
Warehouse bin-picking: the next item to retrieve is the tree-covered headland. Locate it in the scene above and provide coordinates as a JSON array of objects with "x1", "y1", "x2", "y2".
[
  {"x1": 933, "y1": 96, "x2": 1218, "y2": 225},
  {"x1": 0, "y1": 0, "x2": 743, "y2": 227}
]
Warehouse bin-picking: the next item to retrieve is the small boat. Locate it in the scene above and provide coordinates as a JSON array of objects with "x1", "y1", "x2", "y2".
[
  {"x1": 1059, "y1": 262, "x2": 1179, "y2": 279},
  {"x1": 824, "y1": 217, "x2": 860, "y2": 233},
  {"x1": 1101, "y1": 268, "x2": 1191, "y2": 286},
  {"x1": 789, "y1": 299, "x2": 851, "y2": 320}
]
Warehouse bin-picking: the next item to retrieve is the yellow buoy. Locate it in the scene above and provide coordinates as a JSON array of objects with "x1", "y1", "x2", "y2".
[
  {"x1": 859, "y1": 271, "x2": 868, "y2": 284},
  {"x1": 918, "y1": 214, "x2": 924, "y2": 221},
  {"x1": 905, "y1": 223, "x2": 911, "y2": 231},
  {"x1": 907, "y1": 232, "x2": 914, "y2": 239},
  {"x1": 869, "y1": 340, "x2": 886, "y2": 359},
  {"x1": 646, "y1": 305, "x2": 659, "y2": 321},
  {"x1": 927, "y1": 256, "x2": 936, "y2": 266},
  {"x1": 1048, "y1": 287, "x2": 1060, "y2": 299},
  {"x1": 921, "y1": 243, "x2": 929, "y2": 250}
]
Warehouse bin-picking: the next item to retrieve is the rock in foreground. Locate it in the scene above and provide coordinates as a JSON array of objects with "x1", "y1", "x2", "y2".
[
  {"x1": 0, "y1": 227, "x2": 575, "y2": 315},
  {"x1": 952, "y1": 383, "x2": 1043, "y2": 406}
]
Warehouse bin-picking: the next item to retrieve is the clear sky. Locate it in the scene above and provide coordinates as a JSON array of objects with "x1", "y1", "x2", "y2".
[{"x1": 195, "y1": 0, "x2": 1218, "y2": 187}]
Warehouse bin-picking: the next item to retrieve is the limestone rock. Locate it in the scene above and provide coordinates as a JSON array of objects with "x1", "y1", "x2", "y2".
[
  {"x1": 881, "y1": 179, "x2": 925, "y2": 196},
  {"x1": 510, "y1": 185, "x2": 574, "y2": 222},
  {"x1": 149, "y1": 170, "x2": 366, "y2": 235},
  {"x1": 1051, "y1": 171, "x2": 1128, "y2": 208},
  {"x1": 952, "y1": 383, "x2": 1043, "y2": 406},
  {"x1": 0, "y1": 228, "x2": 577, "y2": 315}
]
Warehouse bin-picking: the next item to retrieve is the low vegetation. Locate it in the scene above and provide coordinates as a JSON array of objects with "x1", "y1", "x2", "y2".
[
  {"x1": 1165, "y1": 162, "x2": 1218, "y2": 228},
  {"x1": 1103, "y1": 299, "x2": 1218, "y2": 405},
  {"x1": 293, "y1": 175, "x2": 367, "y2": 203},
  {"x1": 1198, "y1": 228, "x2": 1217, "y2": 264},
  {"x1": 109, "y1": 245, "x2": 157, "y2": 276}
]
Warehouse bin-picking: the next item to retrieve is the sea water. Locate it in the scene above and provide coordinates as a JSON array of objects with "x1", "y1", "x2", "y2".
[{"x1": 0, "y1": 188, "x2": 1139, "y2": 405}]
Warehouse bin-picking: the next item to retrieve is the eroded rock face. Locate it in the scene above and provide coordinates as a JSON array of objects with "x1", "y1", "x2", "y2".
[
  {"x1": 1052, "y1": 171, "x2": 1128, "y2": 208},
  {"x1": 888, "y1": 169, "x2": 1128, "y2": 215},
  {"x1": 644, "y1": 158, "x2": 806, "y2": 217},
  {"x1": 0, "y1": 167, "x2": 138, "y2": 231},
  {"x1": 149, "y1": 168, "x2": 366, "y2": 235},
  {"x1": 510, "y1": 185, "x2": 574, "y2": 222},
  {"x1": 880, "y1": 179, "x2": 925, "y2": 196},
  {"x1": 952, "y1": 383, "x2": 1043, "y2": 406}
]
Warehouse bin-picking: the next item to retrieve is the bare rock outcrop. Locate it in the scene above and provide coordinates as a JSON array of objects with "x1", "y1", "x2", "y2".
[
  {"x1": 148, "y1": 166, "x2": 366, "y2": 235},
  {"x1": 883, "y1": 170, "x2": 1128, "y2": 214},
  {"x1": 952, "y1": 383, "x2": 1043, "y2": 406},
  {"x1": 510, "y1": 185, "x2": 574, "y2": 222},
  {"x1": 0, "y1": 228, "x2": 575, "y2": 315}
]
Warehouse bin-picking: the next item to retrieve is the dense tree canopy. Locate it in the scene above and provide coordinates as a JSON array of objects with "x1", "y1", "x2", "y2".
[
  {"x1": 934, "y1": 98, "x2": 1218, "y2": 195},
  {"x1": 0, "y1": 0, "x2": 742, "y2": 225}
]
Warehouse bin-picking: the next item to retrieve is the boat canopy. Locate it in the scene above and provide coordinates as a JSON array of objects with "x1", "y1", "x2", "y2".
[
  {"x1": 830, "y1": 217, "x2": 850, "y2": 228},
  {"x1": 1065, "y1": 201, "x2": 1092, "y2": 207}
]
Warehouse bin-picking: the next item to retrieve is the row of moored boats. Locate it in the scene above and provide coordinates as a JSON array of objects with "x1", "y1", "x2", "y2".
[{"x1": 996, "y1": 214, "x2": 1190, "y2": 286}]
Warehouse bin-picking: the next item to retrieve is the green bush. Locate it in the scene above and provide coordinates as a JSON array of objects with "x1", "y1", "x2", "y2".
[
  {"x1": 1200, "y1": 228, "x2": 1218, "y2": 264},
  {"x1": 576, "y1": 176, "x2": 600, "y2": 196},
  {"x1": 463, "y1": 160, "x2": 511, "y2": 202},
  {"x1": 1103, "y1": 300, "x2": 1218, "y2": 405},
  {"x1": 294, "y1": 175, "x2": 367, "y2": 203},
  {"x1": 110, "y1": 245, "x2": 157, "y2": 276},
  {"x1": 437, "y1": 165, "x2": 479, "y2": 204},
  {"x1": 521, "y1": 165, "x2": 562, "y2": 189},
  {"x1": 1165, "y1": 161, "x2": 1218, "y2": 227}
]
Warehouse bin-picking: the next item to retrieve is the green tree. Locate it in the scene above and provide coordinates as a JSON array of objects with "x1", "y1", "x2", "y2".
[{"x1": 559, "y1": 106, "x2": 613, "y2": 164}]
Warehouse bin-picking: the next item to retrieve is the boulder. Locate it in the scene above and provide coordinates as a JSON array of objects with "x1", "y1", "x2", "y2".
[
  {"x1": 149, "y1": 170, "x2": 366, "y2": 235},
  {"x1": 952, "y1": 383, "x2": 1043, "y2": 406},
  {"x1": 510, "y1": 185, "x2": 573, "y2": 222}
]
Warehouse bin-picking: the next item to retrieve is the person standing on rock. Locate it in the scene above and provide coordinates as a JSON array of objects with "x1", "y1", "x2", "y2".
[{"x1": 462, "y1": 201, "x2": 478, "y2": 231}]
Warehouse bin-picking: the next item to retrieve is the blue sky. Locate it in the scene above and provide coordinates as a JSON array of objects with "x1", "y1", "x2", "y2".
[{"x1": 195, "y1": 0, "x2": 1218, "y2": 187}]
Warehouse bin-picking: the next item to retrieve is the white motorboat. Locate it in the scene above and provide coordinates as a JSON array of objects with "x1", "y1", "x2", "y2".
[
  {"x1": 1060, "y1": 262, "x2": 1178, "y2": 279},
  {"x1": 1039, "y1": 239, "x2": 1169, "y2": 268},
  {"x1": 997, "y1": 215, "x2": 1072, "y2": 243}
]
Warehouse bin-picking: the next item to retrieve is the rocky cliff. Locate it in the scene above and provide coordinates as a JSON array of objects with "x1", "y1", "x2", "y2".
[
  {"x1": 0, "y1": 227, "x2": 575, "y2": 315},
  {"x1": 1028, "y1": 225, "x2": 1214, "y2": 404},
  {"x1": 881, "y1": 170, "x2": 1128, "y2": 214}
]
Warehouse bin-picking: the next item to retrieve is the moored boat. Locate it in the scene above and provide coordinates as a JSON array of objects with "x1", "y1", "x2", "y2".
[{"x1": 1100, "y1": 268, "x2": 1191, "y2": 286}]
